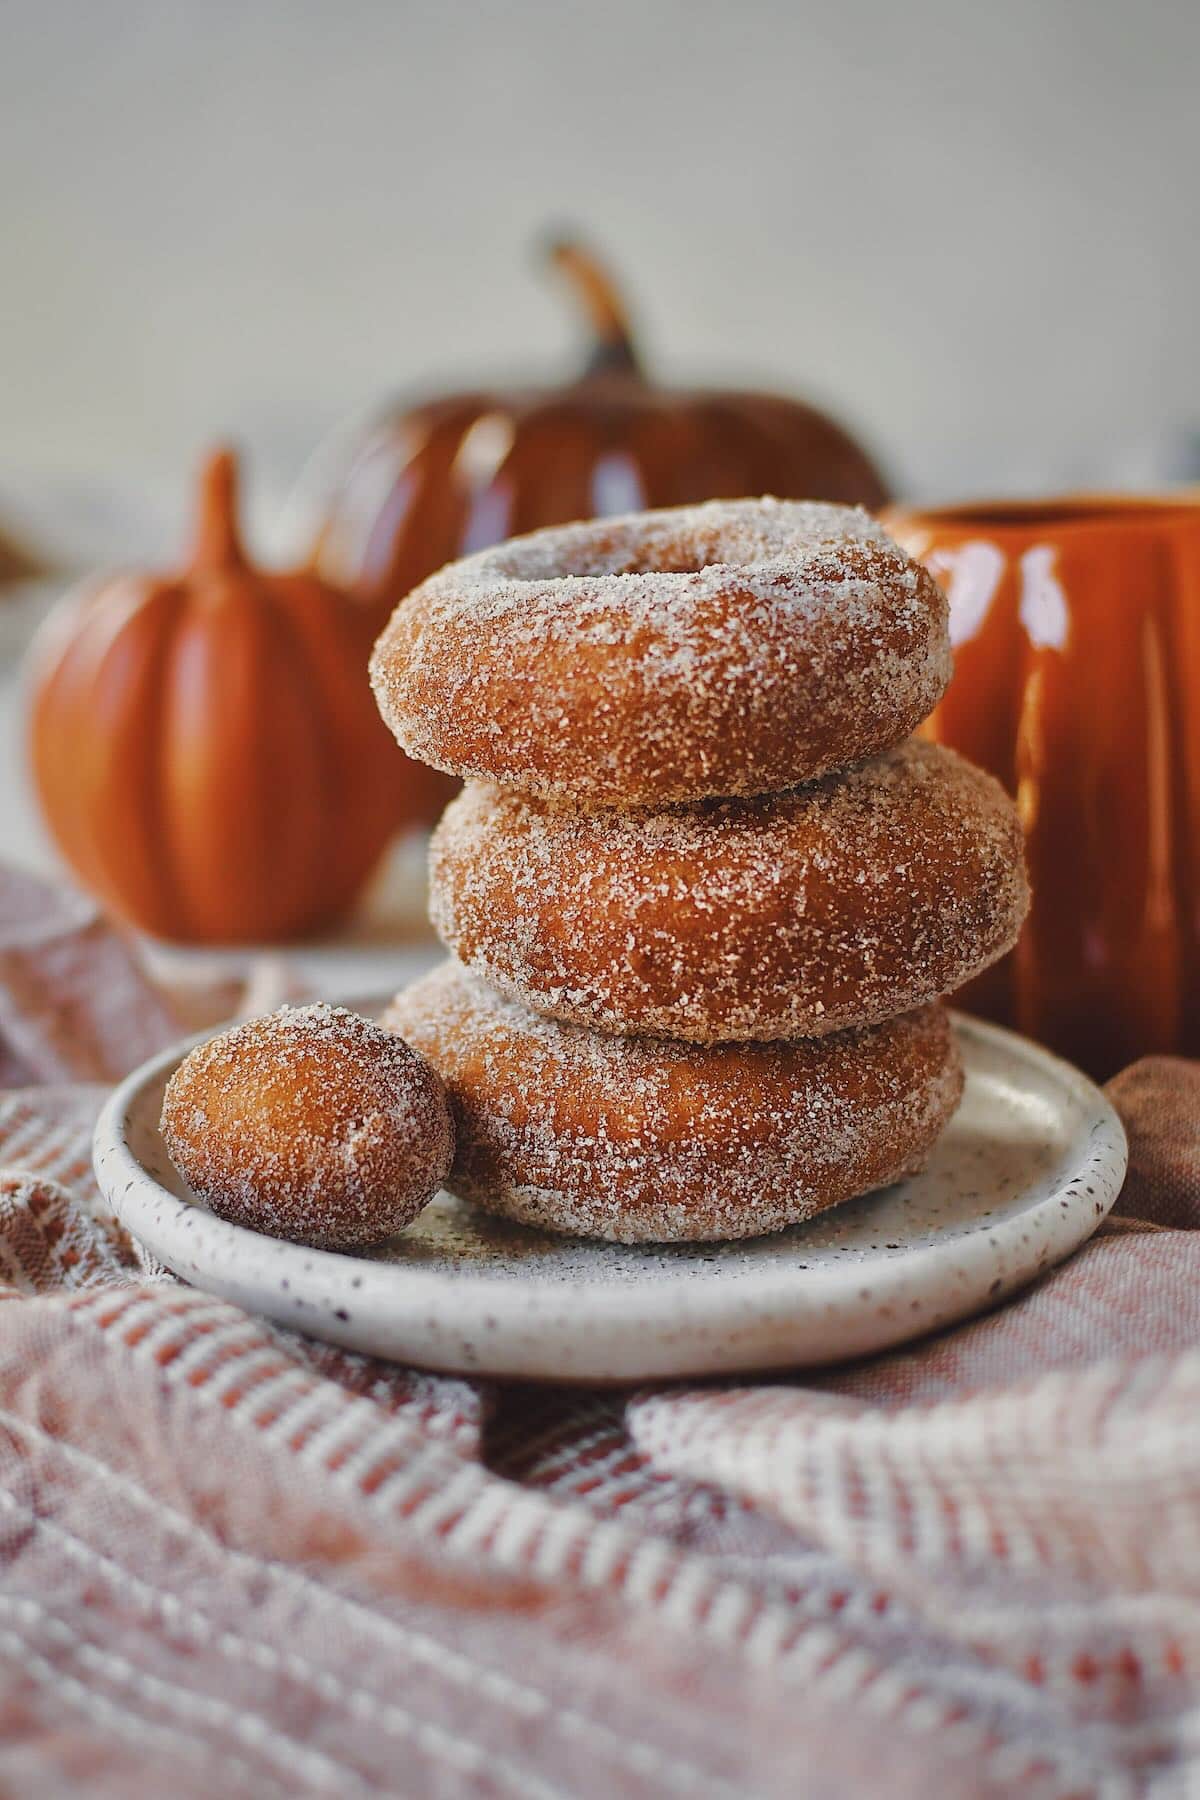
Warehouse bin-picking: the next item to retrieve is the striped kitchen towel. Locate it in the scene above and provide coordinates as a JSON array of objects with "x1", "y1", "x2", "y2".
[{"x1": 0, "y1": 862, "x2": 1197, "y2": 1799}]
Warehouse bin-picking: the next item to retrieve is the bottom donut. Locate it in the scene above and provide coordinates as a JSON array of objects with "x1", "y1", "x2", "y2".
[{"x1": 384, "y1": 961, "x2": 965, "y2": 1245}]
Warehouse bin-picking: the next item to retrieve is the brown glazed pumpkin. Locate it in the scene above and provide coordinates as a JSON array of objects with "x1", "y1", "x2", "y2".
[
  {"x1": 0, "y1": 522, "x2": 45, "y2": 588},
  {"x1": 304, "y1": 237, "x2": 889, "y2": 605},
  {"x1": 886, "y1": 495, "x2": 1200, "y2": 1078},
  {"x1": 28, "y1": 448, "x2": 451, "y2": 944}
]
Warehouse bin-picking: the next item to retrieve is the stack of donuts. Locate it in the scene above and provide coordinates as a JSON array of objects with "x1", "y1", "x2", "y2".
[{"x1": 372, "y1": 498, "x2": 1030, "y2": 1244}]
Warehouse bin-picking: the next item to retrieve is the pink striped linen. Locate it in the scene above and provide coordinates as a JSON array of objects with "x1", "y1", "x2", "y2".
[{"x1": 0, "y1": 863, "x2": 1196, "y2": 1798}]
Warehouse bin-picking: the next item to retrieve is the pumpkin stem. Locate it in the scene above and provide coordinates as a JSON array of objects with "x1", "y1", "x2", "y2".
[
  {"x1": 541, "y1": 234, "x2": 643, "y2": 379},
  {"x1": 191, "y1": 446, "x2": 245, "y2": 569}
]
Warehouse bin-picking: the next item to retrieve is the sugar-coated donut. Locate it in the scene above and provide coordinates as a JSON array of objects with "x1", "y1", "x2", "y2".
[
  {"x1": 384, "y1": 962, "x2": 964, "y2": 1244},
  {"x1": 370, "y1": 497, "x2": 951, "y2": 808},
  {"x1": 429, "y1": 740, "x2": 1029, "y2": 1045},
  {"x1": 161, "y1": 1003, "x2": 454, "y2": 1249}
]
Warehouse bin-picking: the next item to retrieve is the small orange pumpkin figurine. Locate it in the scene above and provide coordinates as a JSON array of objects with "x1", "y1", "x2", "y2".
[
  {"x1": 303, "y1": 235, "x2": 890, "y2": 606},
  {"x1": 28, "y1": 447, "x2": 451, "y2": 944}
]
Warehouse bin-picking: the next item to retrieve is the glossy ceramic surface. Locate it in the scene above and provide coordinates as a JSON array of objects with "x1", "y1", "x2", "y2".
[
  {"x1": 887, "y1": 495, "x2": 1200, "y2": 1077},
  {"x1": 95, "y1": 1007, "x2": 1126, "y2": 1383}
]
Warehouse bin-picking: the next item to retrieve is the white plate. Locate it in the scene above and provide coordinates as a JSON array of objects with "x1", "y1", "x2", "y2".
[{"x1": 94, "y1": 1007, "x2": 1127, "y2": 1383}]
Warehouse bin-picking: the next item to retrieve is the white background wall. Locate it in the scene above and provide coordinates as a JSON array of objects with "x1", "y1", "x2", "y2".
[{"x1": 2, "y1": 0, "x2": 1199, "y2": 545}]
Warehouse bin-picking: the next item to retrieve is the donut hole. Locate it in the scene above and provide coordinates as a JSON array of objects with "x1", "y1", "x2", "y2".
[
  {"x1": 504, "y1": 541, "x2": 716, "y2": 581},
  {"x1": 610, "y1": 551, "x2": 713, "y2": 577},
  {"x1": 484, "y1": 513, "x2": 754, "y2": 583},
  {"x1": 160, "y1": 1004, "x2": 455, "y2": 1249}
]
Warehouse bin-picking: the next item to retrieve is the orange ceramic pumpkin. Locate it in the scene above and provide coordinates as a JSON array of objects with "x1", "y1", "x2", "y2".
[
  {"x1": 886, "y1": 495, "x2": 1200, "y2": 1077},
  {"x1": 303, "y1": 237, "x2": 889, "y2": 606},
  {"x1": 28, "y1": 448, "x2": 452, "y2": 944}
]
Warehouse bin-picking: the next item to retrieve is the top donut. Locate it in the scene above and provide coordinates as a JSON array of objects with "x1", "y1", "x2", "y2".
[{"x1": 370, "y1": 497, "x2": 951, "y2": 808}]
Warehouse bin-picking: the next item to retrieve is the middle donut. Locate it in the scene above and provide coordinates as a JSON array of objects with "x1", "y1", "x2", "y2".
[{"x1": 430, "y1": 738, "x2": 1030, "y2": 1045}]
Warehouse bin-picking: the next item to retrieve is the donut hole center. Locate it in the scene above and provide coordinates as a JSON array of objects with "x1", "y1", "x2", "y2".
[{"x1": 611, "y1": 552, "x2": 712, "y2": 577}]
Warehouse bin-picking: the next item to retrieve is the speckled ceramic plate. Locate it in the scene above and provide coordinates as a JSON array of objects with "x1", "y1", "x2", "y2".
[{"x1": 94, "y1": 1006, "x2": 1126, "y2": 1382}]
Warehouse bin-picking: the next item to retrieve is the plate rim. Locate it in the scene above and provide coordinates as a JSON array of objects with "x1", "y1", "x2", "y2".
[{"x1": 93, "y1": 1004, "x2": 1129, "y2": 1376}]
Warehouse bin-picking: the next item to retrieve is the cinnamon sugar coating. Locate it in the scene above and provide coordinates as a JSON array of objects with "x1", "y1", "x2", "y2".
[
  {"x1": 370, "y1": 497, "x2": 951, "y2": 808},
  {"x1": 384, "y1": 962, "x2": 964, "y2": 1244},
  {"x1": 161, "y1": 1004, "x2": 454, "y2": 1249},
  {"x1": 430, "y1": 741, "x2": 1029, "y2": 1044}
]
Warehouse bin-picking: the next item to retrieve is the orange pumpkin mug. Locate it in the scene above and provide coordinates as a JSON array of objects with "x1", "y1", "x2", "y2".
[
  {"x1": 27, "y1": 448, "x2": 453, "y2": 944},
  {"x1": 885, "y1": 495, "x2": 1200, "y2": 1078}
]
